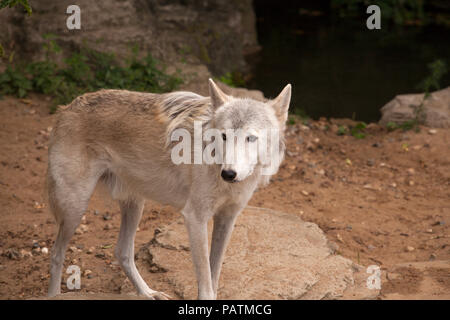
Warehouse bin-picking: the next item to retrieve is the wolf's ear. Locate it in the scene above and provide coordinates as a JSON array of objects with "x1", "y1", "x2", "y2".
[
  {"x1": 209, "y1": 78, "x2": 230, "y2": 109},
  {"x1": 269, "y1": 84, "x2": 291, "y2": 124}
]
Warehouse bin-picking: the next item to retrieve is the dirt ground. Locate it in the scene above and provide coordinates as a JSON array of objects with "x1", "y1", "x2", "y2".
[{"x1": 0, "y1": 94, "x2": 449, "y2": 299}]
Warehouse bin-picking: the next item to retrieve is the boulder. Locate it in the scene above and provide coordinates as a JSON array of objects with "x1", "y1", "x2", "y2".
[
  {"x1": 379, "y1": 87, "x2": 450, "y2": 128},
  {"x1": 0, "y1": 0, "x2": 258, "y2": 76},
  {"x1": 135, "y1": 206, "x2": 379, "y2": 300}
]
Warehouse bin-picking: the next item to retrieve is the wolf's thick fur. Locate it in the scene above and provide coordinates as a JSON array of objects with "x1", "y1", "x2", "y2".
[{"x1": 47, "y1": 79, "x2": 291, "y2": 299}]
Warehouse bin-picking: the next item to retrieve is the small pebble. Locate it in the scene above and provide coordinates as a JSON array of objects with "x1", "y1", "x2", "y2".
[
  {"x1": 69, "y1": 246, "x2": 78, "y2": 253},
  {"x1": 104, "y1": 223, "x2": 113, "y2": 230},
  {"x1": 428, "y1": 129, "x2": 437, "y2": 135},
  {"x1": 406, "y1": 246, "x2": 415, "y2": 252},
  {"x1": 84, "y1": 269, "x2": 92, "y2": 277},
  {"x1": 41, "y1": 247, "x2": 49, "y2": 255}
]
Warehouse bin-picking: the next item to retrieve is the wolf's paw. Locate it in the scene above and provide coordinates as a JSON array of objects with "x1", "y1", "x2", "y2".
[{"x1": 140, "y1": 289, "x2": 171, "y2": 300}]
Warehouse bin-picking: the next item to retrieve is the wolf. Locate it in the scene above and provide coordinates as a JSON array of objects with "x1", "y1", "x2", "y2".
[{"x1": 47, "y1": 79, "x2": 291, "y2": 299}]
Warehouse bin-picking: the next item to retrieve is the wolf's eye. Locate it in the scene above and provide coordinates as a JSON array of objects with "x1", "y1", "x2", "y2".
[
  {"x1": 222, "y1": 133, "x2": 227, "y2": 141},
  {"x1": 247, "y1": 135, "x2": 257, "y2": 142}
]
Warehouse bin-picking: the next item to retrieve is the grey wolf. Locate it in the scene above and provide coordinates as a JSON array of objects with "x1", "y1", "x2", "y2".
[{"x1": 47, "y1": 79, "x2": 291, "y2": 299}]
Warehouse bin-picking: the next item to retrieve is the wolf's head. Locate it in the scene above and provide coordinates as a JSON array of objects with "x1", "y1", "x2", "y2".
[{"x1": 208, "y1": 79, "x2": 291, "y2": 183}]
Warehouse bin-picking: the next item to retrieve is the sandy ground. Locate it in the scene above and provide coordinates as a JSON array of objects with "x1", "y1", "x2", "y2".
[{"x1": 0, "y1": 94, "x2": 449, "y2": 299}]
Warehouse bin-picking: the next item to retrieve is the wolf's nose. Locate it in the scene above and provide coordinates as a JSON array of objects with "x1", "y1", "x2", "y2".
[{"x1": 221, "y1": 169, "x2": 237, "y2": 182}]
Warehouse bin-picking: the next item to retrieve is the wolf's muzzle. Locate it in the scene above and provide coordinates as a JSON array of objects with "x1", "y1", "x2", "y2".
[{"x1": 221, "y1": 169, "x2": 237, "y2": 182}]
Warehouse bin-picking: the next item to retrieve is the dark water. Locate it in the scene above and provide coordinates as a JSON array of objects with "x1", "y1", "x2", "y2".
[{"x1": 247, "y1": 3, "x2": 450, "y2": 122}]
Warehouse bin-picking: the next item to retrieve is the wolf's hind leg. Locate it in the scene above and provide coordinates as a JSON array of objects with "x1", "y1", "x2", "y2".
[
  {"x1": 116, "y1": 198, "x2": 170, "y2": 300},
  {"x1": 47, "y1": 168, "x2": 101, "y2": 297}
]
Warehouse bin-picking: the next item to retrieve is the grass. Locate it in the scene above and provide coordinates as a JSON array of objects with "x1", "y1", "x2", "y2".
[{"x1": 0, "y1": 36, "x2": 183, "y2": 113}]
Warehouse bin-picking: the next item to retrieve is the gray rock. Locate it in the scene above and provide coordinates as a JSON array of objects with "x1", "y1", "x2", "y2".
[
  {"x1": 379, "y1": 87, "x2": 450, "y2": 128},
  {"x1": 136, "y1": 207, "x2": 378, "y2": 300},
  {"x1": 0, "y1": 0, "x2": 258, "y2": 76}
]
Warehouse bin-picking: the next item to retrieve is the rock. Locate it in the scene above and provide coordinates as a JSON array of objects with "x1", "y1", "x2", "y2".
[
  {"x1": 406, "y1": 246, "x2": 415, "y2": 252},
  {"x1": 428, "y1": 129, "x2": 437, "y2": 135},
  {"x1": 135, "y1": 207, "x2": 378, "y2": 299},
  {"x1": 41, "y1": 247, "x2": 49, "y2": 255},
  {"x1": 0, "y1": 0, "x2": 258, "y2": 77},
  {"x1": 4, "y1": 248, "x2": 21, "y2": 260},
  {"x1": 366, "y1": 159, "x2": 375, "y2": 167},
  {"x1": 104, "y1": 223, "x2": 113, "y2": 231},
  {"x1": 95, "y1": 252, "x2": 106, "y2": 259},
  {"x1": 20, "y1": 249, "x2": 32, "y2": 258},
  {"x1": 379, "y1": 87, "x2": 450, "y2": 128},
  {"x1": 83, "y1": 270, "x2": 92, "y2": 277},
  {"x1": 87, "y1": 247, "x2": 95, "y2": 254},
  {"x1": 69, "y1": 246, "x2": 78, "y2": 253},
  {"x1": 103, "y1": 213, "x2": 112, "y2": 221}
]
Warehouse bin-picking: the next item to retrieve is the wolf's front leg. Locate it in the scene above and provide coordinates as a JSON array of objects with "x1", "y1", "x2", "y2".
[
  {"x1": 209, "y1": 205, "x2": 241, "y2": 299},
  {"x1": 183, "y1": 209, "x2": 215, "y2": 300}
]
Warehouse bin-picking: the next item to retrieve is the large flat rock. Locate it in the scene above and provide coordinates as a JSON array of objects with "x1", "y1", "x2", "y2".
[{"x1": 136, "y1": 207, "x2": 378, "y2": 300}]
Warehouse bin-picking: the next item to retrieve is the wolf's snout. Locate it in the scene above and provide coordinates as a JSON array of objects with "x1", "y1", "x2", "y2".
[{"x1": 221, "y1": 169, "x2": 237, "y2": 182}]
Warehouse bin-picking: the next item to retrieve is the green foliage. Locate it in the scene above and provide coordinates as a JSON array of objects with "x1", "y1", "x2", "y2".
[
  {"x1": 217, "y1": 72, "x2": 246, "y2": 88},
  {"x1": 0, "y1": 65, "x2": 32, "y2": 98},
  {"x1": 417, "y1": 59, "x2": 448, "y2": 97},
  {"x1": 385, "y1": 59, "x2": 448, "y2": 132},
  {"x1": 350, "y1": 122, "x2": 367, "y2": 139},
  {"x1": 337, "y1": 125, "x2": 348, "y2": 136},
  {"x1": 331, "y1": 0, "x2": 426, "y2": 25},
  {"x1": 0, "y1": 0, "x2": 31, "y2": 15},
  {"x1": 0, "y1": 37, "x2": 183, "y2": 113},
  {"x1": 287, "y1": 115, "x2": 296, "y2": 125},
  {"x1": 386, "y1": 121, "x2": 398, "y2": 131}
]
